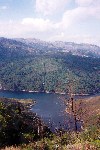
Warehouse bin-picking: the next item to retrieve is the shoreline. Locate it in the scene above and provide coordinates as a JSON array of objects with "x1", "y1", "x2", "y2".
[
  {"x1": 0, "y1": 88, "x2": 91, "y2": 96},
  {"x1": 0, "y1": 97, "x2": 36, "y2": 110}
]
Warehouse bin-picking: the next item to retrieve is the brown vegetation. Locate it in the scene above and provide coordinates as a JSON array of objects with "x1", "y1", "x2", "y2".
[{"x1": 76, "y1": 96, "x2": 100, "y2": 127}]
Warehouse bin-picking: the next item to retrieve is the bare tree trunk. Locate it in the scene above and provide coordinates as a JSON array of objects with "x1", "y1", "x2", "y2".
[{"x1": 74, "y1": 102, "x2": 78, "y2": 133}]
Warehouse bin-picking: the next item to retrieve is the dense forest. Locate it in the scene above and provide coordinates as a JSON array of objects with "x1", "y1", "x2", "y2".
[
  {"x1": 0, "y1": 37, "x2": 100, "y2": 94},
  {"x1": 0, "y1": 54, "x2": 100, "y2": 94}
]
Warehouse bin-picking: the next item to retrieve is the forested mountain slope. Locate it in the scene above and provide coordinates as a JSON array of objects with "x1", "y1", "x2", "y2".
[{"x1": 0, "y1": 37, "x2": 100, "y2": 94}]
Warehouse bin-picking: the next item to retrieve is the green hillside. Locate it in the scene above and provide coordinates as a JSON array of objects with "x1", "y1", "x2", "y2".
[{"x1": 0, "y1": 54, "x2": 100, "y2": 94}]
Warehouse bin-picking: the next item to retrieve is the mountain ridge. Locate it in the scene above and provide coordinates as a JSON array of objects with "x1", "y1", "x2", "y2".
[
  {"x1": 0, "y1": 37, "x2": 100, "y2": 58},
  {"x1": 15, "y1": 37, "x2": 100, "y2": 58}
]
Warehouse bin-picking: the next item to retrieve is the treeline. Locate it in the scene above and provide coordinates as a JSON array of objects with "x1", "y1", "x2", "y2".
[{"x1": 0, "y1": 54, "x2": 100, "y2": 94}]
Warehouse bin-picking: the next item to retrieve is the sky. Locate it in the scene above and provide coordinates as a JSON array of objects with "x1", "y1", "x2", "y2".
[{"x1": 0, "y1": 0, "x2": 100, "y2": 45}]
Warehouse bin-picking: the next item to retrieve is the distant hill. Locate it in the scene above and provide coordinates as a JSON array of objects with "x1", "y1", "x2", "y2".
[
  {"x1": 0, "y1": 37, "x2": 35, "y2": 60},
  {"x1": 0, "y1": 37, "x2": 100, "y2": 94},
  {"x1": 0, "y1": 37, "x2": 100, "y2": 59}
]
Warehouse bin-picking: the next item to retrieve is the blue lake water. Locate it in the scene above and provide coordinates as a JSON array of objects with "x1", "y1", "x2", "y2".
[{"x1": 0, "y1": 90, "x2": 99, "y2": 131}]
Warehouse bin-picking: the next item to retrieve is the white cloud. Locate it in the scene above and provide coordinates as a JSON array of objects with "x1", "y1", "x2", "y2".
[
  {"x1": 0, "y1": 21, "x2": 22, "y2": 37},
  {"x1": 21, "y1": 18, "x2": 53, "y2": 32},
  {"x1": 49, "y1": 33, "x2": 100, "y2": 46},
  {"x1": 0, "y1": 18, "x2": 58, "y2": 38},
  {"x1": 60, "y1": 5, "x2": 100, "y2": 29},
  {"x1": 65, "y1": 34, "x2": 97, "y2": 44},
  {"x1": 0, "y1": 0, "x2": 100, "y2": 46},
  {"x1": 0, "y1": 6, "x2": 7, "y2": 10},
  {"x1": 0, "y1": 19, "x2": 100, "y2": 46},
  {"x1": 35, "y1": 0, "x2": 71, "y2": 16},
  {"x1": 75, "y1": 0, "x2": 100, "y2": 7},
  {"x1": 61, "y1": 7, "x2": 88, "y2": 29},
  {"x1": 75, "y1": 0, "x2": 93, "y2": 6},
  {"x1": 49, "y1": 32, "x2": 65, "y2": 41},
  {"x1": 91, "y1": 6, "x2": 100, "y2": 19}
]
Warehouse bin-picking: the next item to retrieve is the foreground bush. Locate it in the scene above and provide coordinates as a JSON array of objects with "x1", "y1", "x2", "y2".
[
  {"x1": 0, "y1": 98, "x2": 50, "y2": 148},
  {"x1": 1, "y1": 124, "x2": 100, "y2": 150},
  {"x1": 0, "y1": 97, "x2": 100, "y2": 149}
]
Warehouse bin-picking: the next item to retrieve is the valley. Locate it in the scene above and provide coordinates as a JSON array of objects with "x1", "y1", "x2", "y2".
[{"x1": 0, "y1": 37, "x2": 100, "y2": 149}]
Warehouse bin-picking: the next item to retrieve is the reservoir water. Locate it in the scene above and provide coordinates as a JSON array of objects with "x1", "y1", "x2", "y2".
[{"x1": 0, "y1": 90, "x2": 99, "y2": 131}]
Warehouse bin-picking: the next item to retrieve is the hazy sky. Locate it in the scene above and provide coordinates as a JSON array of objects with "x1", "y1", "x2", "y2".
[{"x1": 0, "y1": 0, "x2": 100, "y2": 45}]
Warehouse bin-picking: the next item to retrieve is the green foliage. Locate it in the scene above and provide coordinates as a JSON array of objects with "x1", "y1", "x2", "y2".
[
  {"x1": 80, "y1": 126, "x2": 100, "y2": 142},
  {"x1": 0, "y1": 105, "x2": 99, "y2": 150},
  {"x1": 18, "y1": 126, "x2": 100, "y2": 150},
  {"x1": 0, "y1": 99, "x2": 50, "y2": 148},
  {"x1": 0, "y1": 55, "x2": 100, "y2": 94}
]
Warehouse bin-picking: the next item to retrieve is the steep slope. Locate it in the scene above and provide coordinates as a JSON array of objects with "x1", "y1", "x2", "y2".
[
  {"x1": 0, "y1": 54, "x2": 100, "y2": 94},
  {"x1": 0, "y1": 37, "x2": 100, "y2": 94},
  {"x1": 76, "y1": 96, "x2": 100, "y2": 127}
]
